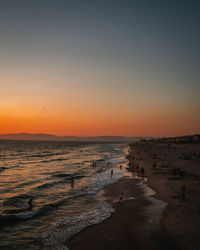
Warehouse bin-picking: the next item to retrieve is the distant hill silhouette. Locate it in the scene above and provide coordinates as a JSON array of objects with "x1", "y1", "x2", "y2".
[{"x1": 0, "y1": 133, "x2": 140, "y2": 142}]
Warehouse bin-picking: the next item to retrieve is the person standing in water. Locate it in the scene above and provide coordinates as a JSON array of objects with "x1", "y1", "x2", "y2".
[
  {"x1": 28, "y1": 198, "x2": 33, "y2": 210},
  {"x1": 111, "y1": 169, "x2": 113, "y2": 178}
]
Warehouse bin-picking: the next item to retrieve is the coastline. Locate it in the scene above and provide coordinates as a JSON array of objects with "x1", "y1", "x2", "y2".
[
  {"x1": 68, "y1": 176, "x2": 165, "y2": 250},
  {"x1": 129, "y1": 142, "x2": 200, "y2": 250},
  {"x1": 67, "y1": 141, "x2": 200, "y2": 250}
]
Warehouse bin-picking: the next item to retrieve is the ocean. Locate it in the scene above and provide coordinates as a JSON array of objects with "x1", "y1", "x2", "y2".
[{"x1": 0, "y1": 140, "x2": 128, "y2": 249}]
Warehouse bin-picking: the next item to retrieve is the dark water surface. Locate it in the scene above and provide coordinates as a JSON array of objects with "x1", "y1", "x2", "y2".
[{"x1": 0, "y1": 140, "x2": 128, "y2": 249}]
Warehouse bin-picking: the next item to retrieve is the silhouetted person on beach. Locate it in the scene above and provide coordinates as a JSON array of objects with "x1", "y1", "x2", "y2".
[
  {"x1": 141, "y1": 168, "x2": 145, "y2": 174},
  {"x1": 119, "y1": 192, "x2": 124, "y2": 202},
  {"x1": 111, "y1": 169, "x2": 113, "y2": 178},
  {"x1": 28, "y1": 198, "x2": 33, "y2": 210},
  {"x1": 180, "y1": 185, "x2": 186, "y2": 200}
]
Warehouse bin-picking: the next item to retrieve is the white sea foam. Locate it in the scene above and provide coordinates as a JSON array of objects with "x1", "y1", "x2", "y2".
[
  {"x1": 41, "y1": 201, "x2": 115, "y2": 250},
  {"x1": 41, "y1": 156, "x2": 127, "y2": 249},
  {"x1": 86, "y1": 157, "x2": 127, "y2": 195},
  {"x1": 17, "y1": 209, "x2": 40, "y2": 220},
  {"x1": 87, "y1": 168, "x2": 125, "y2": 195}
]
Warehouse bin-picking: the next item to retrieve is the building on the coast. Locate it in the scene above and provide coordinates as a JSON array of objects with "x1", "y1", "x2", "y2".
[{"x1": 152, "y1": 134, "x2": 200, "y2": 144}]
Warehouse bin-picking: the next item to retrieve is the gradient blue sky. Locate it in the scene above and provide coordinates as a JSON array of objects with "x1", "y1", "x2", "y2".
[{"x1": 0, "y1": 0, "x2": 199, "y2": 136}]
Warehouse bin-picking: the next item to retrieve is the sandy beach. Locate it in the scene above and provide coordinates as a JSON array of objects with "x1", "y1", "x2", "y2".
[{"x1": 68, "y1": 141, "x2": 200, "y2": 250}]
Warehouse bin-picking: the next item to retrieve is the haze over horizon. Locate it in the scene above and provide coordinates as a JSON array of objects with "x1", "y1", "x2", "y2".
[
  {"x1": 0, "y1": 132, "x2": 141, "y2": 142},
  {"x1": 1, "y1": 1, "x2": 199, "y2": 137}
]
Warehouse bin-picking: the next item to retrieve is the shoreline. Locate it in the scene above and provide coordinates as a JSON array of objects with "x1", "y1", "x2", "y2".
[
  {"x1": 129, "y1": 142, "x2": 200, "y2": 250},
  {"x1": 67, "y1": 144, "x2": 170, "y2": 250},
  {"x1": 67, "y1": 176, "x2": 164, "y2": 250},
  {"x1": 67, "y1": 141, "x2": 200, "y2": 250}
]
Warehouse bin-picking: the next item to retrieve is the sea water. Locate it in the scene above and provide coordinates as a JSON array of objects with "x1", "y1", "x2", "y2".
[{"x1": 0, "y1": 140, "x2": 128, "y2": 249}]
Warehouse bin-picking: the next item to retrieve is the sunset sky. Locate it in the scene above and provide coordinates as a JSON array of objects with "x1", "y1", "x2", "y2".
[{"x1": 0, "y1": 0, "x2": 199, "y2": 137}]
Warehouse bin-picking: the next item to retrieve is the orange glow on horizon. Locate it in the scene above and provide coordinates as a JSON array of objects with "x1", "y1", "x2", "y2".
[
  {"x1": 1, "y1": 109, "x2": 199, "y2": 137},
  {"x1": 0, "y1": 70, "x2": 199, "y2": 138}
]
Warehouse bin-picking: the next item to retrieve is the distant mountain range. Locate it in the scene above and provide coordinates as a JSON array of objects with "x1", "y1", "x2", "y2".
[{"x1": 0, "y1": 133, "x2": 143, "y2": 142}]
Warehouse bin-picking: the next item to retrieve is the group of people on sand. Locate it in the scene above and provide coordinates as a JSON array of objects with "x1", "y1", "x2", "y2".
[
  {"x1": 153, "y1": 161, "x2": 186, "y2": 200},
  {"x1": 132, "y1": 147, "x2": 188, "y2": 204}
]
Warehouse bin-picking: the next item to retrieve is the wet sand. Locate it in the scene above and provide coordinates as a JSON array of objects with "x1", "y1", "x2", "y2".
[
  {"x1": 129, "y1": 142, "x2": 200, "y2": 250},
  {"x1": 68, "y1": 142, "x2": 200, "y2": 250}
]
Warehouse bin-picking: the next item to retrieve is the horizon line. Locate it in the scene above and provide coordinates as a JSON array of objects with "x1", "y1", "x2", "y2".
[{"x1": 0, "y1": 132, "x2": 199, "y2": 138}]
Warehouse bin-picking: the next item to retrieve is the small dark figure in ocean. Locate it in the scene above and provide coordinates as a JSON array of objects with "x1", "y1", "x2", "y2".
[
  {"x1": 180, "y1": 185, "x2": 186, "y2": 200},
  {"x1": 71, "y1": 176, "x2": 74, "y2": 187},
  {"x1": 111, "y1": 169, "x2": 113, "y2": 178},
  {"x1": 119, "y1": 192, "x2": 124, "y2": 202},
  {"x1": 120, "y1": 165, "x2": 122, "y2": 170},
  {"x1": 28, "y1": 198, "x2": 33, "y2": 210},
  {"x1": 92, "y1": 162, "x2": 96, "y2": 168}
]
